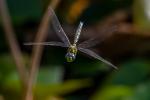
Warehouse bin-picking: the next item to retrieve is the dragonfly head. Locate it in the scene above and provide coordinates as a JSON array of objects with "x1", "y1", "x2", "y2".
[
  {"x1": 65, "y1": 45, "x2": 77, "y2": 62},
  {"x1": 65, "y1": 52, "x2": 76, "y2": 62}
]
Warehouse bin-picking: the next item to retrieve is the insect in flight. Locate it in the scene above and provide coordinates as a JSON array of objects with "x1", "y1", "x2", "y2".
[{"x1": 24, "y1": 7, "x2": 117, "y2": 69}]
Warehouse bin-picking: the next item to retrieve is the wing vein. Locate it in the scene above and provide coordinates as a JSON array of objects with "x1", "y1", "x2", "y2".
[
  {"x1": 78, "y1": 47, "x2": 118, "y2": 69},
  {"x1": 49, "y1": 7, "x2": 70, "y2": 46},
  {"x1": 24, "y1": 41, "x2": 68, "y2": 47}
]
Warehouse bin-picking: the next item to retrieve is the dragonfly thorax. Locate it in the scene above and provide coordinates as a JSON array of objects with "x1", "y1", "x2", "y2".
[{"x1": 65, "y1": 45, "x2": 77, "y2": 62}]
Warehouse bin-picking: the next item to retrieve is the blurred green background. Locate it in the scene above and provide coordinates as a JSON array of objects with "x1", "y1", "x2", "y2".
[{"x1": 1, "y1": 0, "x2": 150, "y2": 100}]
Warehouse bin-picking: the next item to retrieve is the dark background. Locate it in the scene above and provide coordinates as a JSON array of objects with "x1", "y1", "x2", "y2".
[{"x1": 0, "y1": 0, "x2": 150, "y2": 100}]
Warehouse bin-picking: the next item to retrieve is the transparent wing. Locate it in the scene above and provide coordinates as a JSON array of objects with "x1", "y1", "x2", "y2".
[
  {"x1": 78, "y1": 47, "x2": 118, "y2": 69},
  {"x1": 24, "y1": 41, "x2": 68, "y2": 47},
  {"x1": 49, "y1": 7, "x2": 71, "y2": 46},
  {"x1": 78, "y1": 38, "x2": 97, "y2": 48},
  {"x1": 78, "y1": 25, "x2": 117, "y2": 48}
]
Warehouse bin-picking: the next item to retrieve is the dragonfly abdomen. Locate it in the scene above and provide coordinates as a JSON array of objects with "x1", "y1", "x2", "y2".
[{"x1": 73, "y1": 22, "x2": 83, "y2": 44}]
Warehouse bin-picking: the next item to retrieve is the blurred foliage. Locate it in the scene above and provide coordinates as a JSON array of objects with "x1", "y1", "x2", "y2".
[
  {"x1": 133, "y1": 0, "x2": 150, "y2": 32},
  {"x1": 1, "y1": 0, "x2": 150, "y2": 100},
  {"x1": 6, "y1": 0, "x2": 43, "y2": 25},
  {"x1": 91, "y1": 59, "x2": 150, "y2": 100}
]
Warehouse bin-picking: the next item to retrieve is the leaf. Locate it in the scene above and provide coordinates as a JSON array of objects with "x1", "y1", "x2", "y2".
[
  {"x1": 37, "y1": 66, "x2": 64, "y2": 85},
  {"x1": 110, "y1": 59, "x2": 150, "y2": 85},
  {"x1": 0, "y1": 54, "x2": 16, "y2": 78},
  {"x1": 91, "y1": 85, "x2": 133, "y2": 100},
  {"x1": 126, "y1": 81, "x2": 150, "y2": 100},
  {"x1": 7, "y1": 0, "x2": 42, "y2": 25},
  {"x1": 35, "y1": 79, "x2": 91, "y2": 99}
]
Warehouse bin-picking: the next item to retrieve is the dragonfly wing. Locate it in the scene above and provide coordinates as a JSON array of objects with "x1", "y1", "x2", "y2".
[
  {"x1": 24, "y1": 41, "x2": 68, "y2": 47},
  {"x1": 49, "y1": 7, "x2": 71, "y2": 46},
  {"x1": 78, "y1": 38, "x2": 97, "y2": 48},
  {"x1": 78, "y1": 25, "x2": 117, "y2": 48},
  {"x1": 78, "y1": 47, "x2": 118, "y2": 69}
]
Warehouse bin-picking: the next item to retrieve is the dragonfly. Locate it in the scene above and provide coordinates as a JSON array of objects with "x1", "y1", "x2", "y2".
[{"x1": 24, "y1": 7, "x2": 117, "y2": 69}]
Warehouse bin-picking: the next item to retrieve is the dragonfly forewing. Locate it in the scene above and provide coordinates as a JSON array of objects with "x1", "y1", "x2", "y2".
[
  {"x1": 78, "y1": 47, "x2": 118, "y2": 69},
  {"x1": 49, "y1": 7, "x2": 71, "y2": 46},
  {"x1": 78, "y1": 25, "x2": 117, "y2": 48},
  {"x1": 24, "y1": 41, "x2": 68, "y2": 47}
]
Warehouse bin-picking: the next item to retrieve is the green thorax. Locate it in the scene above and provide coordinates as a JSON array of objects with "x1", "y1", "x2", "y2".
[
  {"x1": 65, "y1": 44, "x2": 78, "y2": 62},
  {"x1": 68, "y1": 44, "x2": 77, "y2": 54}
]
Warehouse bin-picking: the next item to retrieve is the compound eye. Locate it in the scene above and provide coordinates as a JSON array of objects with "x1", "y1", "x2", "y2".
[{"x1": 65, "y1": 52, "x2": 76, "y2": 62}]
